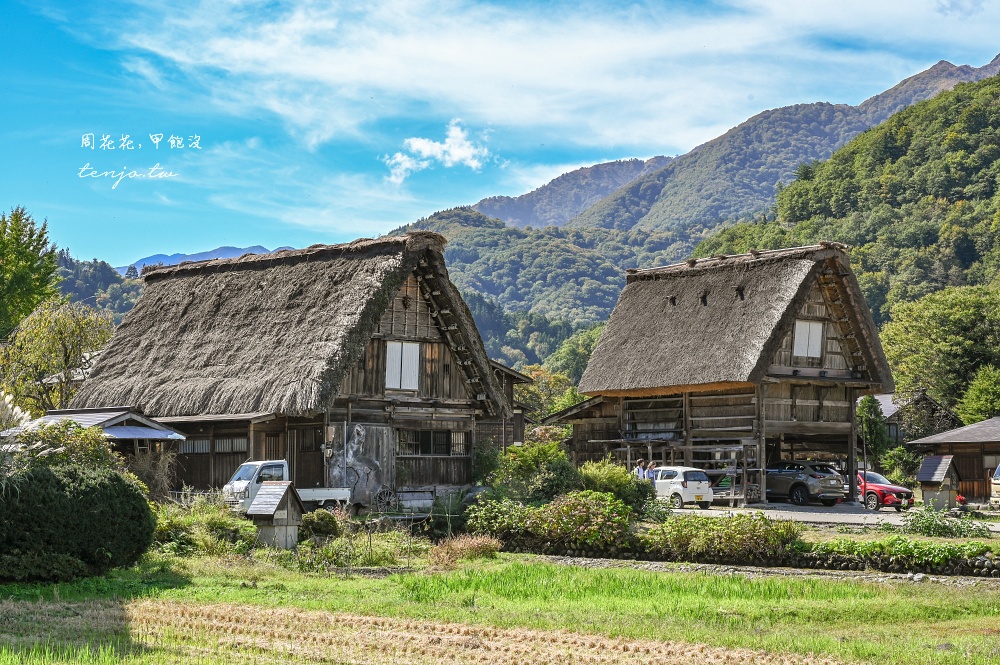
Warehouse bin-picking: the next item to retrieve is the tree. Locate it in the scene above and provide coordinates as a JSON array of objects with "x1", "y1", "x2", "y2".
[
  {"x1": 514, "y1": 364, "x2": 584, "y2": 422},
  {"x1": 543, "y1": 323, "x2": 605, "y2": 384},
  {"x1": 0, "y1": 207, "x2": 59, "y2": 338},
  {"x1": 957, "y1": 365, "x2": 1000, "y2": 424},
  {"x1": 880, "y1": 287, "x2": 1000, "y2": 407},
  {"x1": 124, "y1": 264, "x2": 139, "y2": 280},
  {"x1": 856, "y1": 395, "x2": 891, "y2": 465},
  {"x1": 0, "y1": 299, "x2": 114, "y2": 414}
]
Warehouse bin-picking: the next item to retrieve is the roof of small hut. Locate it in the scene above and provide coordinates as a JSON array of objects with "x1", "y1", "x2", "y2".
[
  {"x1": 578, "y1": 243, "x2": 893, "y2": 395},
  {"x1": 71, "y1": 232, "x2": 508, "y2": 418}
]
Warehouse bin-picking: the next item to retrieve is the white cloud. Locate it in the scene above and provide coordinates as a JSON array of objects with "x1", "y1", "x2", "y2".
[{"x1": 384, "y1": 120, "x2": 489, "y2": 183}]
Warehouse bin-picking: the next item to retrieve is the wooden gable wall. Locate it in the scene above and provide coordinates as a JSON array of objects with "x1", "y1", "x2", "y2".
[
  {"x1": 338, "y1": 274, "x2": 474, "y2": 401},
  {"x1": 770, "y1": 281, "x2": 852, "y2": 373}
]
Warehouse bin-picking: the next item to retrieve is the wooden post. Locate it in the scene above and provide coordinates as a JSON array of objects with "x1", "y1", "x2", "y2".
[
  {"x1": 682, "y1": 392, "x2": 692, "y2": 466},
  {"x1": 848, "y1": 388, "x2": 858, "y2": 502},
  {"x1": 756, "y1": 384, "x2": 766, "y2": 505}
]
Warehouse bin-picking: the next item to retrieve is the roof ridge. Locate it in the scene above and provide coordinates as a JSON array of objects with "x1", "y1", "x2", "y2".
[
  {"x1": 626, "y1": 242, "x2": 849, "y2": 280},
  {"x1": 144, "y1": 231, "x2": 446, "y2": 280}
]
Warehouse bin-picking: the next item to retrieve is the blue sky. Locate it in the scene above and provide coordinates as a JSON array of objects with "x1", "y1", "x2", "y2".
[{"x1": 2, "y1": 0, "x2": 1000, "y2": 266}]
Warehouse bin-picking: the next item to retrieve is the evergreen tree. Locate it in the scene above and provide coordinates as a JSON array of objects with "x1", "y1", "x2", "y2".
[
  {"x1": 957, "y1": 365, "x2": 1000, "y2": 424},
  {"x1": 0, "y1": 207, "x2": 58, "y2": 338}
]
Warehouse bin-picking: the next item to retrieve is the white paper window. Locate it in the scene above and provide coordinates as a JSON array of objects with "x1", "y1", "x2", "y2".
[
  {"x1": 792, "y1": 320, "x2": 824, "y2": 358},
  {"x1": 386, "y1": 341, "x2": 420, "y2": 390}
]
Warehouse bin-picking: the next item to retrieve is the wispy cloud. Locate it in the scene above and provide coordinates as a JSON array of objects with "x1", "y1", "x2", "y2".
[
  {"x1": 82, "y1": 0, "x2": 1000, "y2": 156},
  {"x1": 383, "y1": 119, "x2": 489, "y2": 183}
]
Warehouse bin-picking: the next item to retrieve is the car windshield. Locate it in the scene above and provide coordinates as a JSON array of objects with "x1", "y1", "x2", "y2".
[
  {"x1": 810, "y1": 465, "x2": 839, "y2": 476},
  {"x1": 862, "y1": 471, "x2": 891, "y2": 484},
  {"x1": 995, "y1": 467, "x2": 1000, "y2": 480},
  {"x1": 684, "y1": 470, "x2": 711, "y2": 483},
  {"x1": 230, "y1": 464, "x2": 257, "y2": 482}
]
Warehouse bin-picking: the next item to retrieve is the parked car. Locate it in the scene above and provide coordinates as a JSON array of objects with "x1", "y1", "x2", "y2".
[
  {"x1": 858, "y1": 471, "x2": 914, "y2": 511},
  {"x1": 764, "y1": 461, "x2": 846, "y2": 506},
  {"x1": 651, "y1": 466, "x2": 714, "y2": 509}
]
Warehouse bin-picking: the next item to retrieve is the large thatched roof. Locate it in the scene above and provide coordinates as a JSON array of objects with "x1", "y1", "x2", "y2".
[
  {"x1": 579, "y1": 243, "x2": 893, "y2": 396},
  {"x1": 72, "y1": 232, "x2": 507, "y2": 418}
]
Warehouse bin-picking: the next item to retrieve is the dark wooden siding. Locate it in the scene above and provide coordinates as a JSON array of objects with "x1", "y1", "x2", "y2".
[{"x1": 396, "y1": 457, "x2": 471, "y2": 487}]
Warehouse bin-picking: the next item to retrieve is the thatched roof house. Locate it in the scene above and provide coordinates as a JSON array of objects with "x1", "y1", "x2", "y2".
[
  {"x1": 580, "y1": 243, "x2": 892, "y2": 396},
  {"x1": 557, "y1": 243, "x2": 894, "y2": 505},
  {"x1": 74, "y1": 232, "x2": 504, "y2": 418},
  {"x1": 72, "y1": 232, "x2": 513, "y2": 498}
]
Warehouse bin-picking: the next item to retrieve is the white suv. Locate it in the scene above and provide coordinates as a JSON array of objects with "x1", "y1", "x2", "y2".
[{"x1": 651, "y1": 466, "x2": 714, "y2": 509}]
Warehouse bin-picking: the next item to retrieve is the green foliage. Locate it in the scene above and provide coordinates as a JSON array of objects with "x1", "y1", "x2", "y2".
[
  {"x1": 0, "y1": 206, "x2": 59, "y2": 339},
  {"x1": 639, "y1": 498, "x2": 674, "y2": 522},
  {"x1": 957, "y1": 364, "x2": 1000, "y2": 424},
  {"x1": 299, "y1": 508, "x2": 344, "y2": 540},
  {"x1": 420, "y1": 493, "x2": 468, "y2": 541},
  {"x1": 0, "y1": 464, "x2": 155, "y2": 581},
  {"x1": 856, "y1": 395, "x2": 891, "y2": 461},
  {"x1": 809, "y1": 535, "x2": 991, "y2": 567},
  {"x1": 465, "y1": 497, "x2": 535, "y2": 545},
  {"x1": 57, "y1": 250, "x2": 144, "y2": 323},
  {"x1": 880, "y1": 446, "x2": 922, "y2": 487},
  {"x1": 639, "y1": 513, "x2": 802, "y2": 563},
  {"x1": 6, "y1": 422, "x2": 126, "y2": 475},
  {"x1": 543, "y1": 323, "x2": 606, "y2": 384},
  {"x1": 260, "y1": 528, "x2": 429, "y2": 571},
  {"x1": 579, "y1": 457, "x2": 655, "y2": 512},
  {"x1": 152, "y1": 495, "x2": 257, "y2": 556},
  {"x1": 471, "y1": 434, "x2": 501, "y2": 485},
  {"x1": 514, "y1": 364, "x2": 583, "y2": 422},
  {"x1": 898, "y1": 505, "x2": 991, "y2": 539},
  {"x1": 880, "y1": 287, "x2": 1000, "y2": 407},
  {"x1": 0, "y1": 299, "x2": 114, "y2": 414},
  {"x1": 491, "y1": 439, "x2": 582, "y2": 502},
  {"x1": 533, "y1": 491, "x2": 632, "y2": 550}
]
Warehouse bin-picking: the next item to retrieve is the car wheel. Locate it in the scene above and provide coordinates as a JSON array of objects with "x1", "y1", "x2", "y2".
[
  {"x1": 820, "y1": 499, "x2": 838, "y2": 507},
  {"x1": 894, "y1": 506, "x2": 903, "y2": 512},
  {"x1": 698, "y1": 502, "x2": 711, "y2": 510},
  {"x1": 669, "y1": 493, "x2": 684, "y2": 509},
  {"x1": 865, "y1": 492, "x2": 880, "y2": 511},
  {"x1": 789, "y1": 485, "x2": 809, "y2": 506}
]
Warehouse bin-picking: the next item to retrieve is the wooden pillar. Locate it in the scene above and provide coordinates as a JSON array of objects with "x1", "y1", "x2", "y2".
[
  {"x1": 756, "y1": 384, "x2": 766, "y2": 505},
  {"x1": 682, "y1": 392, "x2": 692, "y2": 466},
  {"x1": 848, "y1": 388, "x2": 858, "y2": 502}
]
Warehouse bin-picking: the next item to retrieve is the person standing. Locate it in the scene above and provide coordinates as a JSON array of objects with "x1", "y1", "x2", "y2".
[
  {"x1": 633, "y1": 459, "x2": 647, "y2": 480},
  {"x1": 645, "y1": 461, "x2": 658, "y2": 481}
]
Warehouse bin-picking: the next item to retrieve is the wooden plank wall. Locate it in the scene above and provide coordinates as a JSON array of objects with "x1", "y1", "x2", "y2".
[
  {"x1": 771, "y1": 283, "x2": 850, "y2": 371},
  {"x1": 763, "y1": 383, "x2": 850, "y2": 423}
]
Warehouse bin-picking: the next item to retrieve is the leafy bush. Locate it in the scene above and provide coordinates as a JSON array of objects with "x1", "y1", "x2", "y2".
[
  {"x1": 429, "y1": 534, "x2": 502, "y2": 568},
  {"x1": 898, "y1": 505, "x2": 991, "y2": 539},
  {"x1": 880, "y1": 447, "x2": 921, "y2": 488},
  {"x1": 579, "y1": 457, "x2": 655, "y2": 512},
  {"x1": 810, "y1": 535, "x2": 991, "y2": 568},
  {"x1": 0, "y1": 464, "x2": 155, "y2": 581},
  {"x1": 640, "y1": 513, "x2": 802, "y2": 563},
  {"x1": 490, "y1": 440, "x2": 582, "y2": 502},
  {"x1": 153, "y1": 495, "x2": 257, "y2": 556},
  {"x1": 299, "y1": 508, "x2": 344, "y2": 540},
  {"x1": 533, "y1": 491, "x2": 633, "y2": 550},
  {"x1": 7, "y1": 422, "x2": 126, "y2": 475},
  {"x1": 471, "y1": 435, "x2": 501, "y2": 485},
  {"x1": 261, "y1": 529, "x2": 429, "y2": 571},
  {"x1": 640, "y1": 499, "x2": 673, "y2": 523},
  {"x1": 466, "y1": 497, "x2": 536, "y2": 547}
]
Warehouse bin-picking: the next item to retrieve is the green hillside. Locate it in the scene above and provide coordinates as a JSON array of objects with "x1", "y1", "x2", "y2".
[
  {"x1": 568, "y1": 55, "x2": 1000, "y2": 242},
  {"x1": 472, "y1": 156, "x2": 671, "y2": 228},
  {"x1": 695, "y1": 74, "x2": 1000, "y2": 324}
]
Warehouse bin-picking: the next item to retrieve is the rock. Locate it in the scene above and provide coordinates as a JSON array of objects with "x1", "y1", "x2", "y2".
[{"x1": 913, "y1": 573, "x2": 926, "y2": 582}]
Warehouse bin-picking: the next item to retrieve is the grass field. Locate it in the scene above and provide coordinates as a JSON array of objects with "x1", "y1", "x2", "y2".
[{"x1": 3, "y1": 554, "x2": 1000, "y2": 664}]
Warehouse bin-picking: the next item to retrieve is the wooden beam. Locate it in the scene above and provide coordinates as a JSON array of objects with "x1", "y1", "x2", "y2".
[{"x1": 764, "y1": 420, "x2": 851, "y2": 436}]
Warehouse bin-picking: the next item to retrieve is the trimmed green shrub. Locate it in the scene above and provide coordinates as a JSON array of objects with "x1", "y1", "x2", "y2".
[
  {"x1": 809, "y1": 535, "x2": 991, "y2": 569},
  {"x1": 490, "y1": 441, "x2": 582, "y2": 502},
  {"x1": 260, "y1": 529, "x2": 429, "y2": 571},
  {"x1": 579, "y1": 458, "x2": 656, "y2": 512},
  {"x1": 466, "y1": 497, "x2": 536, "y2": 547},
  {"x1": 0, "y1": 464, "x2": 155, "y2": 580},
  {"x1": 640, "y1": 513, "x2": 802, "y2": 563},
  {"x1": 533, "y1": 491, "x2": 632, "y2": 550}
]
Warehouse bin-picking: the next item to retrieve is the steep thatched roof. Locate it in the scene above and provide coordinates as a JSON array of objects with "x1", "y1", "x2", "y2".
[
  {"x1": 72, "y1": 232, "x2": 507, "y2": 418},
  {"x1": 579, "y1": 243, "x2": 893, "y2": 396}
]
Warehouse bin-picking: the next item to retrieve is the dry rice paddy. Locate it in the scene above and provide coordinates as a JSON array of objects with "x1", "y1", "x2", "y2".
[{"x1": 0, "y1": 599, "x2": 840, "y2": 665}]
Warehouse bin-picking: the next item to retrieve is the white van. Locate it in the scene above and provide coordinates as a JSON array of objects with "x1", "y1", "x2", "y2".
[{"x1": 651, "y1": 466, "x2": 714, "y2": 509}]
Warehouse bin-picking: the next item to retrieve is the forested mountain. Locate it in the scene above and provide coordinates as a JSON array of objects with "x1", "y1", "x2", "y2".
[
  {"x1": 57, "y1": 251, "x2": 142, "y2": 322},
  {"x1": 694, "y1": 74, "x2": 1000, "y2": 325},
  {"x1": 472, "y1": 156, "x2": 672, "y2": 228},
  {"x1": 566, "y1": 54, "x2": 1000, "y2": 244}
]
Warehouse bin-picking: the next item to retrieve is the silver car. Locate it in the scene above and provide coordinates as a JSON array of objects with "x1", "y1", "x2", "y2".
[{"x1": 765, "y1": 461, "x2": 845, "y2": 507}]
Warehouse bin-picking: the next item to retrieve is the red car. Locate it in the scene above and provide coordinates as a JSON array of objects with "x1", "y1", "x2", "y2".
[{"x1": 858, "y1": 471, "x2": 915, "y2": 511}]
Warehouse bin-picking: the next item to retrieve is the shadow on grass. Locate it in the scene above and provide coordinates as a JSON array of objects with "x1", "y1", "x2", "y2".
[{"x1": 0, "y1": 555, "x2": 191, "y2": 662}]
